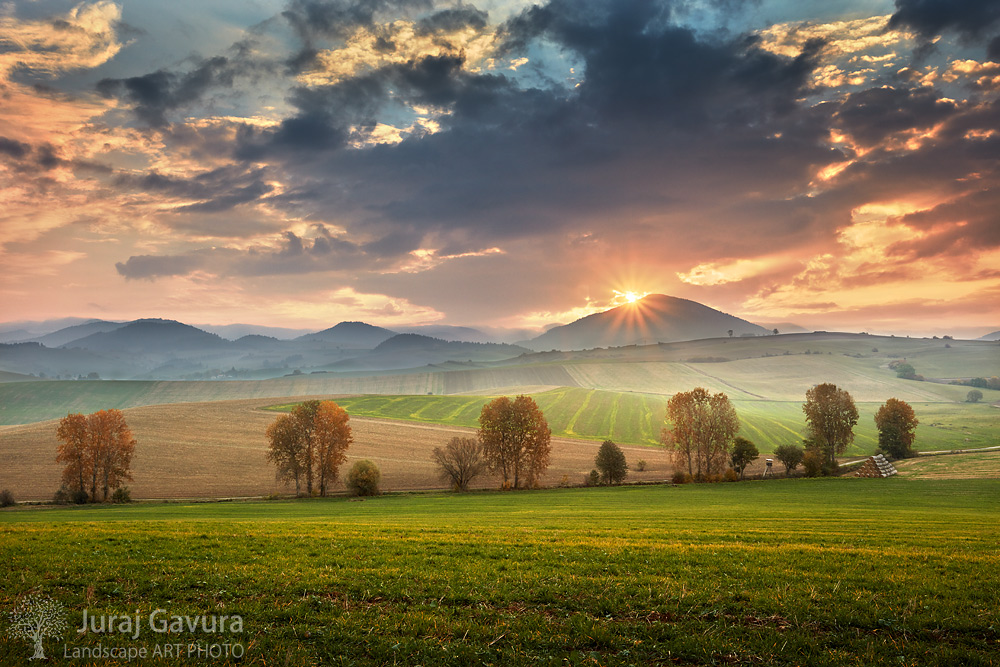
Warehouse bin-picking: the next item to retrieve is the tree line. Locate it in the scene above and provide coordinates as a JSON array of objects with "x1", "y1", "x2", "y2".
[{"x1": 50, "y1": 382, "x2": 922, "y2": 502}]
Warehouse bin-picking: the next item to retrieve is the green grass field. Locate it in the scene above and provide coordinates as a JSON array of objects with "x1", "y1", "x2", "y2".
[
  {"x1": 2, "y1": 480, "x2": 998, "y2": 665},
  {"x1": 269, "y1": 389, "x2": 999, "y2": 454}
]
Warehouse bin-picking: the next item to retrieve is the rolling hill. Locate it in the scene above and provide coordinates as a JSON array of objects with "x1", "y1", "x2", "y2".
[
  {"x1": 525, "y1": 294, "x2": 770, "y2": 350},
  {"x1": 296, "y1": 321, "x2": 396, "y2": 347},
  {"x1": 31, "y1": 319, "x2": 125, "y2": 347}
]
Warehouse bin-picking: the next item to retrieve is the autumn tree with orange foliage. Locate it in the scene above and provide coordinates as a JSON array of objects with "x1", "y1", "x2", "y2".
[
  {"x1": 266, "y1": 400, "x2": 352, "y2": 497},
  {"x1": 478, "y1": 395, "x2": 551, "y2": 489},
  {"x1": 56, "y1": 409, "x2": 135, "y2": 503},
  {"x1": 314, "y1": 401, "x2": 353, "y2": 496},
  {"x1": 663, "y1": 388, "x2": 739, "y2": 480}
]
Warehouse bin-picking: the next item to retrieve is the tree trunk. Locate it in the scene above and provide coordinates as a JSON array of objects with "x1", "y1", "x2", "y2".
[{"x1": 31, "y1": 632, "x2": 45, "y2": 660}]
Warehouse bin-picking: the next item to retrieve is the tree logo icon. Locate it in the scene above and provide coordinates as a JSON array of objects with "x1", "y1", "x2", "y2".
[{"x1": 8, "y1": 593, "x2": 69, "y2": 660}]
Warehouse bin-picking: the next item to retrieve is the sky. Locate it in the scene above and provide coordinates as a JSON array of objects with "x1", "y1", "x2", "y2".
[{"x1": 1, "y1": 0, "x2": 999, "y2": 338}]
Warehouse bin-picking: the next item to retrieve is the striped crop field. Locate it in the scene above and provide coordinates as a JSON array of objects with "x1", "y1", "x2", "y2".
[{"x1": 272, "y1": 390, "x2": 999, "y2": 454}]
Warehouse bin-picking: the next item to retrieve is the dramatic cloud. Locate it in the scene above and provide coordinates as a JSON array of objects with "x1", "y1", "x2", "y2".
[{"x1": 2, "y1": 0, "x2": 999, "y2": 335}]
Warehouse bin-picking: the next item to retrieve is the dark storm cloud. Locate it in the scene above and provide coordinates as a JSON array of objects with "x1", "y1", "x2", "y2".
[
  {"x1": 115, "y1": 224, "x2": 390, "y2": 280},
  {"x1": 416, "y1": 6, "x2": 489, "y2": 35},
  {"x1": 115, "y1": 253, "x2": 207, "y2": 280},
  {"x1": 0, "y1": 136, "x2": 31, "y2": 160},
  {"x1": 96, "y1": 56, "x2": 242, "y2": 127},
  {"x1": 114, "y1": 166, "x2": 274, "y2": 216},
  {"x1": 888, "y1": 0, "x2": 1000, "y2": 42},
  {"x1": 833, "y1": 85, "x2": 957, "y2": 147}
]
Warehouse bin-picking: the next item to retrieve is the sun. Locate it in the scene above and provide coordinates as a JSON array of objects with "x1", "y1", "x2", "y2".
[{"x1": 613, "y1": 289, "x2": 649, "y2": 306}]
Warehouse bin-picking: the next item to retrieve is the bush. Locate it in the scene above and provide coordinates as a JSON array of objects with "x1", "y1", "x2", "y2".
[
  {"x1": 346, "y1": 459, "x2": 381, "y2": 496},
  {"x1": 53, "y1": 486, "x2": 87, "y2": 505},
  {"x1": 587, "y1": 469, "x2": 601, "y2": 487},
  {"x1": 671, "y1": 469, "x2": 692, "y2": 485},
  {"x1": 723, "y1": 468, "x2": 739, "y2": 482},
  {"x1": 52, "y1": 486, "x2": 71, "y2": 505},
  {"x1": 967, "y1": 389, "x2": 983, "y2": 403},
  {"x1": 774, "y1": 444, "x2": 805, "y2": 476},
  {"x1": 635, "y1": 459, "x2": 647, "y2": 472},
  {"x1": 0, "y1": 489, "x2": 15, "y2": 507},
  {"x1": 111, "y1": 487, "x2": 132, "y2": 504},
  {"x1": 802, "y1": 449, "x2": 824, "y2": 478}
]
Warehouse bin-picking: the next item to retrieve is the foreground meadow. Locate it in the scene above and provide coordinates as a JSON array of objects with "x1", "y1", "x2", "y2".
[{"x1": 2, "y1": 480, "x2": 998, "y2": 665}]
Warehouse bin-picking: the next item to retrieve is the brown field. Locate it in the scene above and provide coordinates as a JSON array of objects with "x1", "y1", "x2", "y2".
[{"x1": 0, "y1": 397, "x2": 677, "y2": 501}]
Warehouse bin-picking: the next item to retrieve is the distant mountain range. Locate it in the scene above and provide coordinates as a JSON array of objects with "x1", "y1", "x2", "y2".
[
  {"x1": 4, "y1": 295, "x2": 937, "y2": 380},
  {"x1": 980, "y1": 331, "x2": 1000, "y2": 341},
  {"x1": 523, "y1": 294, "x2": 770, "y2": 351}
]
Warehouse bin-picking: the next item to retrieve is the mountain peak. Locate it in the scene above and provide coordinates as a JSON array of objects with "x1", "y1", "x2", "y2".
[{"x1": 525, "y1": 295, "x2": 769, "y2": 350}]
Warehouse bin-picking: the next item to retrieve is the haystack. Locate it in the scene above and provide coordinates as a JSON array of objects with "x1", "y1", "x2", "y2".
[{"x1": 854, "y1": 453, "x2": 897, "y2": 478}]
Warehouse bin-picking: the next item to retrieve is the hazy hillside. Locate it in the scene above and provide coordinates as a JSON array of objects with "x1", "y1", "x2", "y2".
[
  {"x1": 397, "y1": 325, "x2": 495, "y2": 343},
  {"x1": 296, "y1": 321, "x2": 396, "y2": 347},
  {"x1": 980, "y1": 331, "x2": 1000, "y2": 341},
  {"x1": 65, "y1": 319, "x2": 228, "y2": 353},
  {"x1": 32, "y1": 320, "x2": 125, "y2": 347},
  {"x1": 526, "y1": 294, "x2": 769, "y2": 351},
  {"x1": 329, "y1": 334, "x2": 531, "y2": 371}
]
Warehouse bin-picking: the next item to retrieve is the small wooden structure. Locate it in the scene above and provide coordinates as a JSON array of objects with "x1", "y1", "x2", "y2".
[{"x1": 855, "y1": 454, "x2": 898, "y2": 478}]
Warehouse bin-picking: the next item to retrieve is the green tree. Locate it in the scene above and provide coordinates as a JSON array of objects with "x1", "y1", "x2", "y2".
[
  {"x1": 773, "y1": 444, "x2": 804, "y2": 476},
  {"x1": 874, "y1": 398, "x2": 919, "y2": 459},
  {"x1": 729, "y1": 437, "x2": 759, "y2": 480},
  {"x1": 802, "y1": 383, "x2": 858, "y2": 467},
  {"x1": 966, "y1": 389, "x2": 983, "y2": 403},
  {"x1": 895, "y1": 362, "x2": 917, "y2": 379},
  {"x1": 479, "y1": 395, "x2": 551, "y2": 489},
  {"x1": 346, "y1": 459, "x2": 381, "y2": 496},
  {"x1": 663, "y1": 388, "x2": 740, "y2": 480},
  {"x1": 432, "y1": 436, "x2": 488, "y2": 491},
  {"x1": 594, "y1": 440, "x2": 628, "y2": 485}
]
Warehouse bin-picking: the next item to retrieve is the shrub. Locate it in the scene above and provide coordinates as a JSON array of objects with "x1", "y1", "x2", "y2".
[
  {"x1": 802, "y1": 449, "x2": 824, "y2": 477},
  {"x1": 0, "y1": 489, "x2": 15, "y2": 507},
  {"x1": 587, "y1": 469, "x2": 601, "y2": 487},
  {"x1": 635, "y1": 459, "x2": 647, "y2": 472},
  {"x1": 52, "y1": 486, "x2": 71, "y2": 505},
  {"x1": 967, "y1": 389, "x2": 983, "y2": 403},
  {"x1": 111, "y1": 487, "x2": 132, "y2": 504},
  {"x1": 594, "y1": 440, "x2": 628, "y2": 485},
  {"x1": 671, "y1": 469, "x2": 692, "y2": 485},
  {"x1": 774, "y1": 444, "x2": 805, "y2": 476},
  {"x1": 723, "y1": 468, "x2": 739, "y2": 482},
  {"x1": 346, "y1": 460, "x2": 381, "y2": 496}
]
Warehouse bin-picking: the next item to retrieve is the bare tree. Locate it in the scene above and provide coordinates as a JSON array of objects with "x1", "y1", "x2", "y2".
[{"x1": 432, "y1": 436, "x2": 488, "y2": 491}]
